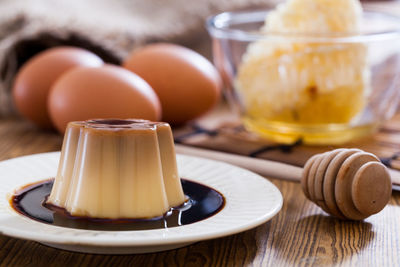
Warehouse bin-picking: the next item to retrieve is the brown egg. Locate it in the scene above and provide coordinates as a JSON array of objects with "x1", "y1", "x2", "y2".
[
  {"x1": 48, "y1": 65, "x2": 161, "y2": 133},
  {"x1": 123, "y1": 43, "x2": 222, "y2": 125},
  {"x1": 12, "y1": 47, "x2": 104, "y2": 129}
]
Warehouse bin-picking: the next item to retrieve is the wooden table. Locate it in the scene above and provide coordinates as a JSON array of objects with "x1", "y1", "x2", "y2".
[
  {"x1": 3, "y1": 1, "x2": 400, "y2": 265},
  {"x1": 0, "y1": 118, "x2": 399, "y2": 267}
]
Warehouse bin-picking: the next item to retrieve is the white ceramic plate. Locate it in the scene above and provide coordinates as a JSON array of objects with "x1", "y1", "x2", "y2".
[{"x1": 0, "y1": 152, "x2": 282, "y2": 254}]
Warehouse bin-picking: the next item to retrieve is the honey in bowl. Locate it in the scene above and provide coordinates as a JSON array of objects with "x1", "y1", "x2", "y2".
[
  {"x1": 235, "y1": 0, "x2": 369, "y2": 144},
  {"x1": 207, "y1": 0, "x2": 400, "y2": 145}
]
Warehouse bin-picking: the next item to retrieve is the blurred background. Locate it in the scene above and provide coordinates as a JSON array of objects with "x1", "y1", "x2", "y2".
[
  {"x1": 0, "y1": 0, "x2": 396, "y2": 117},
  {"x1": 0, "y1": 0, "x2": 286, "y2": 117}
]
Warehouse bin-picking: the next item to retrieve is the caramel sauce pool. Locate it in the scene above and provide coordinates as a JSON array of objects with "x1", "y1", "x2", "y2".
[{"x1": 11, "y1": 179, "x2": 225, "y2": 231}]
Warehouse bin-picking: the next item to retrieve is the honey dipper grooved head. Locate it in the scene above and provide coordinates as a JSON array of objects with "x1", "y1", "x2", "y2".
[{"x1": 301, "y1": 149, "x2": 392, "y2": 220}]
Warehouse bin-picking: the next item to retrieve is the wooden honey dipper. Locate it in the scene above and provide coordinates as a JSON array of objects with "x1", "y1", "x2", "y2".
[
  {"x1": 301, "y1": 148, "x2": 391, "y2": 220},
  {"x1": 176, "y1": 145, "x2": 394, "y2": 220}
]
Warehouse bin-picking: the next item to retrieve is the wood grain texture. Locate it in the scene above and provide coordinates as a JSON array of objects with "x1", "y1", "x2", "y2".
[
  {"x1": 175, "y1": 110, "x2": 400, "y2": 170},
  {"x1": 0, "y1": 119, "x2": 400, "y2": 267}
]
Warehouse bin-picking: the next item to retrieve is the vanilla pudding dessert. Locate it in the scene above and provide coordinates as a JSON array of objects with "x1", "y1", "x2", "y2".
[{"x1": 46, "y1": 119, "x2": 186, "y2": 219}]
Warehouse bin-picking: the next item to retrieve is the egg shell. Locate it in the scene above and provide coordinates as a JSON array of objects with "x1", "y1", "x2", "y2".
[
  {"x1": 12, "y1": 46, "x2": 104, "y2": 129},
  {"x1": 123, "y1": 43, "x2": 222, "y2": 125},
  {"x1": 48, "y1": 65, "x2": 161, "y2": 133}
]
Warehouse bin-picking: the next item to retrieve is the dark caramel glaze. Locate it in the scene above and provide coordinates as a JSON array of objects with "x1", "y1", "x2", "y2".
[
  {"x1": 86, "y1": 119, "x2": 151, "y2": 128},
  {"x1": 68, "y1": 118, "x2": 171, "y2": 134},
  {"x1": 89, "y1": 119, "x2": 146, "y2": 126},
  {"x1": 11, "y1": 179, "x2": 225, "y2": 231}
]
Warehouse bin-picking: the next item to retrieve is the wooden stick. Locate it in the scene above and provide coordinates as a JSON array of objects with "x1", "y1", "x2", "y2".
[
  {"x1": 175, "y1": 144, "x2": 400, "y2": 185},
  {"x1": 175, "y1": 144, "x2": 302, "y2": 182}
]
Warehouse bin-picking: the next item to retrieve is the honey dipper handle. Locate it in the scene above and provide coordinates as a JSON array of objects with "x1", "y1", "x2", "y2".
[
  {"x1": 175, "y1": 144, "x2": 303, "y2": 182},
  {"x1": 388, "y1": 169, "x2": 400, "y2": 185}
]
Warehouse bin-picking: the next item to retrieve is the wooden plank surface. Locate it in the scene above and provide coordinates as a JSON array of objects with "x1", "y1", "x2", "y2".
[
  {"x1": 0, "y1": 118, "x2": 400, "y2": 266},
  {"x1": 174, "y1": 108, "x2": 400, "y2": 170}
]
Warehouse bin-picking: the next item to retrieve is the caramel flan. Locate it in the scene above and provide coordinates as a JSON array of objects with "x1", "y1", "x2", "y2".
[{"x1": 46, "y1": 119, "x2": 186, "y2": 219}]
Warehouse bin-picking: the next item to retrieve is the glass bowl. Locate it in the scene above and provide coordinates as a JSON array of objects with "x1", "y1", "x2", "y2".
[{"x1": 206, "y1": 9, "x2": 400, "y2": 145}]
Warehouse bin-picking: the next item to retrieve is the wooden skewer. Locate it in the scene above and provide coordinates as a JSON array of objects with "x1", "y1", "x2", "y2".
[{"x1": 175, "y1": 144, "x2": 400, "y2": 185}]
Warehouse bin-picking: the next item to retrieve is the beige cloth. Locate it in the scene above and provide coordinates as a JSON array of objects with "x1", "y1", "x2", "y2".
[{"x1": 0, "y1": 0, "x2": 279, "y2": 116}]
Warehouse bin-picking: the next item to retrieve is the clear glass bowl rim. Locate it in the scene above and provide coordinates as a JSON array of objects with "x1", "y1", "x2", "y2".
[{"x1": 206, "y1": 9, "x2": 400, "y2": 43}]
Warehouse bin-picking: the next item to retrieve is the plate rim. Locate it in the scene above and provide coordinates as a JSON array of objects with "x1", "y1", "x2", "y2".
[{"x1": 0, "y1": 152, "x2": 283, "y2": 247}]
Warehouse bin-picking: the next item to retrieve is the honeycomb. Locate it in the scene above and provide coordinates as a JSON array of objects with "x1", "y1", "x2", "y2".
[{"x1": 236, "y1": 0, "x2": 369, "y2": 125}]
